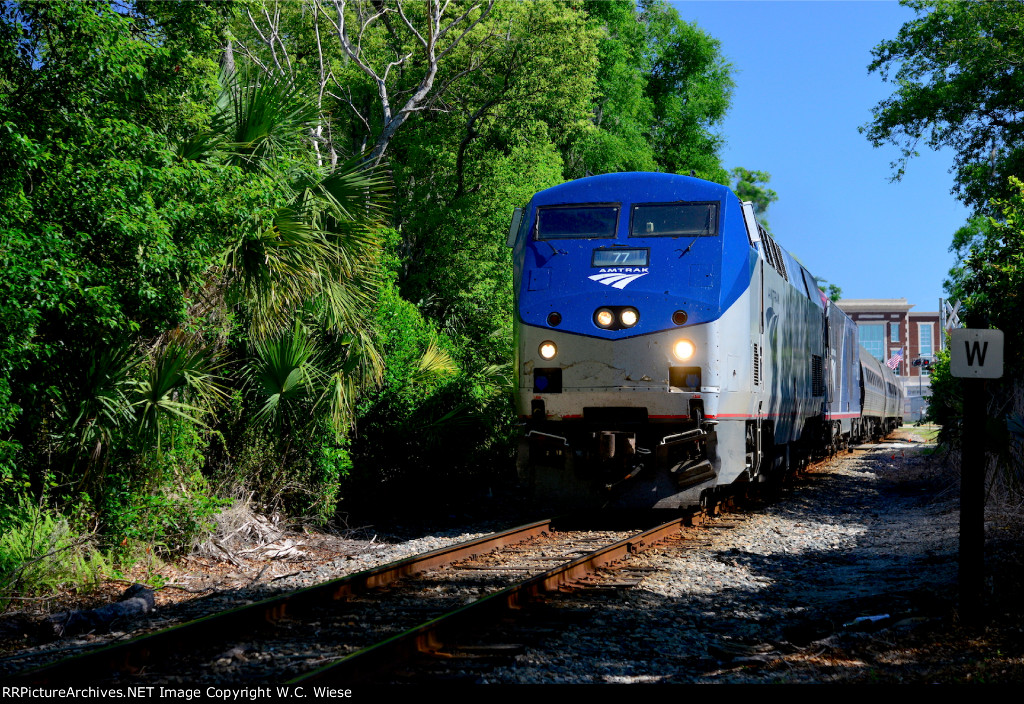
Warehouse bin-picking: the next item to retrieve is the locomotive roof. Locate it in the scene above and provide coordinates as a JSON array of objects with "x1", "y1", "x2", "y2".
[
  {"x1": 527, "y1": 172, "x2": 823, "y2": 307},
  {"x1": 530, "y1": 172, "x2": 734, "y2": 207}
]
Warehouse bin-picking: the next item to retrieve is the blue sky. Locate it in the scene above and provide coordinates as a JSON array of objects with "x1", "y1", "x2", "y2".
[{"x1": 672, "y1": 0, "x2": 970, "y2": 313}]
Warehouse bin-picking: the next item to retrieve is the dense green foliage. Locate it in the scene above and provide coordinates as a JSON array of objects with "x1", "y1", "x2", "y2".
[
  {"x1": 868, "y1": 1, "x2": 1024, "y2": 490},
  {"x1": 864, "y1": 0, "x2": 1024, "y2": 211},
  {"x1": 0, "y1": 2, "x2": 233, "y2": 492},
  {"x1": 0, "y1": 1, "x2": 389, "y2": 576},
  {"x1": 569, "y1": 0, "x2": 733, "y2": 181},
  {"x1": 932, "y1": 179, "x2": 1024, "y2": 462},
  {"x1": 946, "y1": 180, "x2": 1024, "y2": 347},
  {"x1": 1, "y1": 0, "x2": 753, "y2": 600}
]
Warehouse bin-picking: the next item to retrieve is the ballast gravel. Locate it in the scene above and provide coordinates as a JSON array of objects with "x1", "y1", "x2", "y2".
[{"x1": 473, "y1": 433, "x2": 960, "y2": 684}]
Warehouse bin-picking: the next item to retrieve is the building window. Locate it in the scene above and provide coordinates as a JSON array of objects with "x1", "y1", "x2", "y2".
[
  {"x1": 919, "y1": 322, "x2": 933, "y2": 359},
  {"x1": 859, "y1": 324, "x2": 885, "y2": 361},
  {"x1": 890, "y1": 322, "x2": 899, "y2": 342}
]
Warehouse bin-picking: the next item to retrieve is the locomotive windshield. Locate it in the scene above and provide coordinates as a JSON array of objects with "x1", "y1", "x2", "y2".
[
  {"x1": 630, "y1": 202, "x2": 718, "y2": 237},
  {"x1": 537, "y1": 204, "x2": 619, "y2": 239}
]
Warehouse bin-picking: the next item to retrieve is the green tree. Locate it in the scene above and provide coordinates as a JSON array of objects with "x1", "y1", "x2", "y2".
[
  {"x1": 865, "y1": 1, "x2": 1024, "y2": 495},
  {"x1": 863, "y1": 0, "x2": 1024, "y2": 210},
  {"x1": 570, "y1": 0, "x2": 734, "y2": 182},
  {"x1": 0, "y1": 1, "x2": 393, "y2": 530},
  {"x1": 939, "y1": 178, "x2": 1024, "y2": 493},
  {"x1": 0, "y1": 1, "x2": 233, "y2": 491},
  {"x1": 173, "y1": 63, "x2": 394, "y2": 516},
  {"x1": 391, "y1": 1, "x2": 595, "y2": 361},
  {"x1": 946, "y1": 178, "x2": 1024, "y2": 369},
  {"x1": 569, "y1": 0, "x2": 657, "y2": 176},
  {"x1": 188, "y1": 68, "x2": 391, "y2": 349},
  {"x1": 732, "y1": 168, "x2": 778, "y2": 218},
  {"x1": 643, "y1": 0, "x2": 733, "y2": 182}
]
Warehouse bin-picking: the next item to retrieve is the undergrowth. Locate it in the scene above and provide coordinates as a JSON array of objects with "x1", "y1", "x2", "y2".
[{"x1": 0, "y1": 497, "x2": 108, "y2": 612}]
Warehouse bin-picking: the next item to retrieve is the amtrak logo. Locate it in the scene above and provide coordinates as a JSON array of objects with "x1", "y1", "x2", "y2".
[{"x1": 589, "y1": 268, "x2": 649, "y2": 289}]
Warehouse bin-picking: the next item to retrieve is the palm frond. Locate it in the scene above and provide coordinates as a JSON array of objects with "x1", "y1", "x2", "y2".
[
  {"x1": 134, "y1": 332, "x2": 228, "y2": 453},
  {"x1": 50, "y1": 343, "x2": 140, "y2": 481},
  {"x1": 315, "y1": 156, "x2": 393, "y2": 224},
  {"x1": 176, "y1": 129, "x2": 225, "y2": 162},
  {"x1": 221, "y1": 70, "x2": 319, "y2": 173},
  {"x1": 314, "y1": 329, "x2": 384, "y2": 439},
  {"x1": 411, "y1": 341, "x2": 460, "y2": 385},
  {"x1": 224, "y1": 206, "x2": 334, "y2": 338},
  {"x1": 245, "y1": 321, "x2": 323, "y2": 429},
  {"x1": 320, "y1": 369, "x2": 359, "y2": 442},
  {"x1": 477, "y1": 362, "x2": 513, "y2": 390},
  {"x1": 315, "y1": 271, "x2": 380, "y2": 334}
]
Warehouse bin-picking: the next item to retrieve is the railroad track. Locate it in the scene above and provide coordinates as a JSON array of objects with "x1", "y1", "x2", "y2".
[
  {"x1": 10, "y1": 447, "x2": 859, "y2": 685},
  {"x1": 11, "y1": 512, "x2": 706, "y2": 685}
]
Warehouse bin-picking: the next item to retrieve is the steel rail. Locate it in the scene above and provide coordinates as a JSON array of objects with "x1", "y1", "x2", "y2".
[
  {"x1": 293, "y1": 516, "x2": 687, "y2": 684},
  {"x1": 15, "y1": 519, "x2": 553, "y2": 684}
]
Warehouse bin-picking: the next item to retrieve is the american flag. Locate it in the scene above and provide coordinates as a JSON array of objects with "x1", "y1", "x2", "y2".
[{"x1": 886, "y1": 348, "x2": 903, "y2": 370}]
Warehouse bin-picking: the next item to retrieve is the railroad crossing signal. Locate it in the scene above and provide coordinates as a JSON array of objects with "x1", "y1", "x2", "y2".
[
  {"x1": 950, "y1": 329, "x2": 1003, "y2": 379},
  {"x1": 939, "y1": 299, "x2": 962, "y2": 354},
  {"x1": 943, "y1": 299, "x2": 962, "y2": 330}
]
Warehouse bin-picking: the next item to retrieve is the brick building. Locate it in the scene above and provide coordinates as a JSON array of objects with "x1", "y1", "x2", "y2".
[{"x1": 835, "y1": 298, "x2": 943, "y2": 421}]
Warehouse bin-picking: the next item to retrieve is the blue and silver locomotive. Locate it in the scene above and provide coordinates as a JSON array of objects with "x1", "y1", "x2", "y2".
[{"x1": 508, "y1": 172, "x2": 902, "y2": 509}]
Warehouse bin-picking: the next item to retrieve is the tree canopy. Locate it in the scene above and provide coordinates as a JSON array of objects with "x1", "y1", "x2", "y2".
[
  {"x1": 866, "y1": 1, "x2": 1024, "y2": 490},
  {"x1": 863, "y1": 0, "x2": 1024, "y2": 211}
]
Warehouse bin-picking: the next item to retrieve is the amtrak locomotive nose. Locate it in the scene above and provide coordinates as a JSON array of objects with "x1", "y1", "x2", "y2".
[{"x1": 509, "y1": 172, "x2": 902, "y2": 509}]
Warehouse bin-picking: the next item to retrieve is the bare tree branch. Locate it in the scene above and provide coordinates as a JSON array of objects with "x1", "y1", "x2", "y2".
[
  {"x1": 238, "y1": 1, "x2": 499, "y2": 165},
  {"x1": 318, "y1": 0, "x2": 496, "y2": 164}
]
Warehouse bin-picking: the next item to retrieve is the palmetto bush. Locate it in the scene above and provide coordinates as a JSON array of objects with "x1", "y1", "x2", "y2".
[
  {"x1": 45, "y1": 333, "x2": 226, "y2": 490},
  {"x1": 134, "y1": 332, "x2": 227, "y2": 456},
  {"x1": 49, "y1": 344, "x2": 140, "y2": 487}
]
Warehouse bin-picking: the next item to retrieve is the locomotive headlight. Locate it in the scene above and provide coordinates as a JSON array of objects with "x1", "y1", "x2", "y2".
[
  {"x1": 594, "y1": 308, "x2": 614, "y2": 328},
  {"x1": 673, "y1": 339, "x2": 696, "y2": 361},
  {"x1": 619, "y1": 307, "x2": 639, "y2": 327},
  {"x1": 538, "y1": 341, "x2": 557, "y2": 360}
]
